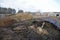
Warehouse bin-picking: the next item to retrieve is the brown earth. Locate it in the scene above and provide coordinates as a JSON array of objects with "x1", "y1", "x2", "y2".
[{"x1": 0, "y1": 14, "x2": 60, "y2": 40}]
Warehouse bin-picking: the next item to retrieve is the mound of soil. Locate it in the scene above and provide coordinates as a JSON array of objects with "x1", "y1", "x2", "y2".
[{"x1": 0, "y1": 19, "x2": 60, "y2": 40}]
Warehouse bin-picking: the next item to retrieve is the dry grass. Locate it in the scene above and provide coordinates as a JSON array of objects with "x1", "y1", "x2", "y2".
[
  {"x1": 0, "y1": 17, "x2": 18, "y2": 28},
  {"x1": 9, "y1": 13, "x2": 33, "y2": 21},
  {"x1": 0, "y1": 13, "x2": 33, "y2": 28}
]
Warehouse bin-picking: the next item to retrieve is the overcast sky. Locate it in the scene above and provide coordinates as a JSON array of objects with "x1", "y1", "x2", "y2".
[{"x1": 0, "y1": 0, "x2": 60, "y2": 12}]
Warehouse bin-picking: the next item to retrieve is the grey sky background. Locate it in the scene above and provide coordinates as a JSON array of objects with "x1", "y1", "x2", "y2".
[{"x1": 0, "y1": 0, "x2": 60, "y2": 12}]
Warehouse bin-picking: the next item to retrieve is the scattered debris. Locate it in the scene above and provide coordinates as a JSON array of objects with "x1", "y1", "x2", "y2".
[
  {"x1": 0, "y1": 17, "x2": 60, "y2": 40},
  {"x1": 41, "y1": 22, "x2": 45, "y2": 28},
  {"x1": 37, "y1": 27, "x2": 49, "y2": 35}
]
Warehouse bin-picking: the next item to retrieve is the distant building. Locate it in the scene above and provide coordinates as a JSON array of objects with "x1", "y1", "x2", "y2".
[
  {"x1": 43, "y1": 12, "x2": 60, "y2": 17},
  {"x1": 48, "y1": 12, "x2": 60, "y2": 16},
  {"x1": 35, "y1": 12, "x2": 41, "y2": 16}
]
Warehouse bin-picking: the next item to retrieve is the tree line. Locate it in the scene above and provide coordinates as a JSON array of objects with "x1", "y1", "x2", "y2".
[{"x1": 0, "y1": 7, "x2": 16, "y2": 14}]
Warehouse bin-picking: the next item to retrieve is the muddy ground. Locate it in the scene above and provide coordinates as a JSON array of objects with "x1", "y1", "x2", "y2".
[{"x1": 0, "y1": 18, "x2": 60, "y2": 40}]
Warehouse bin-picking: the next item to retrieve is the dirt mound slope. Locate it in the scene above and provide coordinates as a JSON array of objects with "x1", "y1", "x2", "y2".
[{"x1": 0, "y1": 18, "x2": 60, "y2": 40}]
